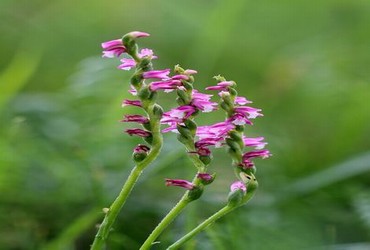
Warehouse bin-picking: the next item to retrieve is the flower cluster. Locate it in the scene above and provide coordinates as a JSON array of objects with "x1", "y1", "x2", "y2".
[{"x1": 102, "y1": 31, "x2": 270, "y2": 200}]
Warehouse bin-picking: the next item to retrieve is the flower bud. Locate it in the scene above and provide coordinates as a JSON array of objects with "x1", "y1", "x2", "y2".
[
  {"x1": 138, "y1": 57, "x2": 153, "y2": 71},
  {"x1": 177, "y1": 124, "x2": 193, "y2": 141},
  {"x1": 130, "y1": 73, "x2": 143, "y2": 87},
  {"x1": 132, "y1": 144, "x2": 150, "y2": 162},
  {"x1": 184, "y1": 119, "x2": 197, "y2": 136},
  {"x1": 227, "y1": 181, "x2": 246, "y2": 207},
  {"x1": 197, "y1": 173, "x2": 215, "y2": 185},
  {"x1": 152, "y1": 104, "x2": 163, "y2": 120}
]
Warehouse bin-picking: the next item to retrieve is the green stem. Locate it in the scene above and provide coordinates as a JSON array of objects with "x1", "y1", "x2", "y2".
[
  {"x1": 91, "y1": 115, "x2": 162, "y2": 250},
  {"x1": 167, "y1": 186, "x2": 258, "y2": 250},
  {"x1": 139, "y1": 193, "x2": 191, "y2": 250},
  {"x1": 167, "y1": 205, "x2": 233, "y2": 250}
]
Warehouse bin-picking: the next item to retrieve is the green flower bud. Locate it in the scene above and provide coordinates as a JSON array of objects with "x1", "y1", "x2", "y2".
[
  {"x1": 177, "y1": 124, "x2": 193, "y2": 141},
  {"x1": 130, "y1": 73, "x2": 143, "y2": 88},
  {"x1": 184, "y1": 119, "x2": 197, "y2": 136},
  {"x1": 152, "y1": 104, "x2": 163, "y2": 120}
]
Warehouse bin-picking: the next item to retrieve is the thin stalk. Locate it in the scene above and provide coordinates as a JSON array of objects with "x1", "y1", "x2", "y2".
[
  {"x1": 140, "y1": 145, "x2": 206, "y2": 249},
  {"x1": 91, "y1": 114, "x2": 162, "y2": 249},
  {"x1": 167, "y1": 185, "x2": 257, "y2": 250},
  {"x1": 167, "y1": 205, "x2": 233, "y2": 250}
]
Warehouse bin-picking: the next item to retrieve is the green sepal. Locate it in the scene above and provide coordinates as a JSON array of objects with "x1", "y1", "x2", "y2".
[
  {"x1": 152, "y1": 104, "x2": 163, "y2": 119},
  {"x1": 182, "y1": 81, "x2": 193, "y2": 91},
  {"x1": 132, "y1": 152, "x2": 147, "y2": 162},
  {"x1": 199, "y1": 155, "x2": 212, "y2": 166},
  {"x1": 227, "y1": 189, "x2": 244, "y2": 207},
  {"x1": 186, "y1": 186, "x2": 204, "y2": 201},
  {"x1": 226, "y1": 137, "x2": 242, "y2": 152},
  {"x1": 220, "y1": 101, "x2": 233, "y2": 113},
  {"x1": 184, "y1": 119, "x2": 197, "y2": 136},
  {"x1": 177, "y1": 88, "x2": 191, "y2": 105},
  {"x1": 130, "y1": 73, "x2": 143, "y2": 88},
  {"x1": 229, "y1": 130, "x2": 244, "y2": 149},
  {"x1": 177, "y1": 125, "x2": 193, "y2": 141},
  {"x1": 122, "y1": 35, "x2": 138, "y2": 57},
  {"x1": 138, "y1": 58, "x2": 153, "y2": 71}
]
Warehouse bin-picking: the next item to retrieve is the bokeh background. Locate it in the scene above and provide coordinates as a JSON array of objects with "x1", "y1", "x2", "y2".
[{"x1": 1, "y1": 0, "x2": 370, "y2": 249}]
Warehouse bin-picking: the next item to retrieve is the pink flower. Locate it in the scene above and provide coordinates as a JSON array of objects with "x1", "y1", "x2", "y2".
[
  {"x1": 118, "y1": 49, "x2": 157, "y2": 71},
  {"x1": 196, "y1": 122, "x2": 234, "y2": 140},
  {"x1": 242, "y1": 150, "x2": 271, "y2": 161},
  {"x1": 128, "y1": 86, "x2": 138, "y2": 96},
  {"x1": 118, "y1": 58, "x2": 136, "y2": 70},
  {"x1": 161, "y1": 105, "x2": 196, "y2": 124},
  {"x1": 205, "y1": 81, "x2": 235, "y2": 91},
  {"x1": 234, "y1": 106, "x2": 263, "y2": 119},
  {"x1": 227, "y1": 113, "x2": 252, "y2": 126},
  {"x1": 243, "y1": 136, "x2": 267, "y2": 149},
  {"x1": 139, "y1": 48, "x2": 157, "y2": 59},
  {"x1": 191, "y1": 90, "x2": 217, "y2": 112},
  {"x1": 230, "y1": 181, "x2": 247, "y2": 193},
  {"x1": 101, "y1": 39, "x2": 126, "y2": 58},
  {"x1": 195, "y1": 137, "x2": 224, "y2": 148},
  {"x1": 121, "y1": 99, "x2": 142, "y2": 108},
  {"x1": 127, "y1": 31, "x2": 150, "y2": 38},
  {"x1": 197, "y1": 173, "x2": 213, "y2": 181},
  {"x1": 235, "y1": 96, "x2": 252, "y2": 105},
  {"x1": 120, "y1": 115, "x2": 149, "y2": 124},
  {"x1": 161, "y1": 122, "x2": 178, "y2": 133},
  {"x1": 142, "y1": 69, "x2": 171, "y2": 79},
  {"x1": 133, "y1": 144, "x2": 150, "y2": 154},
  {"x1": 125, "y1": 128, "x2": 151, "y2": 137},
  {"x1": 189, "y1": 146, "x2": 212, "y2": 156},
  {"x1": 149, "y1": 79, "x2": 182, "y2": 91},
  {"x1": 165, "y1": 179, "x2": 195, "y2": 190}
]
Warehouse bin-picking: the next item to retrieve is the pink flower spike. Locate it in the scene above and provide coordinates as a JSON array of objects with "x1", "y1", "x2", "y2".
[
  {"x1": 122, "y1": 99, "x2": 142, "y2": 108},
  {"x1": 118, "y1": 58, "x2": 136, "y2": 70},
  {"x1": 142, "y1": 69, "x2": 171, "y2": 79},
  {"x1": 120, "y1": 115, "x2": 149, "y2": 124},
  {"x1": 230, "y1": 181, "x2": 247, "y2": 193},
  {"x1": 101, "y1": 39, "x2": 126, "y2": 58},
  {"x1": 127, "y1": 31, "x2": 150, "y2": 38},
  {"x1": 243, "y1": 136, "x2": 267, "y2": 149},
  {"x1": 205, "y1": 81, "x2": 235, "y2": 91},
  {"x1": 149, "y1": 79, "x2": 182, "y2": 91},
  {"x1": 125, "y1": 128, "x2": 151, "y2": 137},
  {"x1": 165, "y1": 179, "x2": 194, "y2": 190}
]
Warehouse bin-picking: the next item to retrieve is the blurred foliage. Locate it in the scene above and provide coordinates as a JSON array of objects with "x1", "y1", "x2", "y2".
[{"x1": 1, "y1": 0, "x2": 370, "y2": 249}]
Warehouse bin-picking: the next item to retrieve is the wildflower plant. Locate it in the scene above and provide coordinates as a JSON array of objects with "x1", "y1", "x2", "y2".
[{"x1": 91, "y1": 31, "x2": 271, "y2": 249}]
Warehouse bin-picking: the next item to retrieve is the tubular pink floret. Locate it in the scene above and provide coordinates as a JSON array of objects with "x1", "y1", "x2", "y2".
[
  {"x1": 125, "y1": 129, "x2": 151, "y2": 137},
  {"x1": 142, "y1": 69, "x2": 171, "y2": 79},
  {"x1": 230, "y1": 181, "x2": 247, "y2": 193},
  {"x1": 101, "y1": 39, "x2": 126, "y2": 58},
  {"x1": 242, "y1": 136, "x2": 267, "y2": 149},
  {"x1": 127, "y1": 31, "x2": 150, "y2": 38},
  {"x1": 121, "y1": 99, "x2": 142, "y2": 108},
  {"x1": 120, "y1": 115, "x2": 149, "y2": 124},
  {"x1": 165, "y1": 179, "x2": 195, "y2": 190}
]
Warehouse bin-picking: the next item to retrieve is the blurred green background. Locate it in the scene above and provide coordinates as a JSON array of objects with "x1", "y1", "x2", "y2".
[{"x1": 1, "y1": 0, "x2": 370, "y2": 249}]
